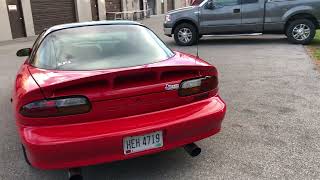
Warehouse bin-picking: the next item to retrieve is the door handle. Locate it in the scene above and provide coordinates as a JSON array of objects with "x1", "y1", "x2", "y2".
[{"x1": 233, "y1": 9, "x2": 240, "y2": 13}]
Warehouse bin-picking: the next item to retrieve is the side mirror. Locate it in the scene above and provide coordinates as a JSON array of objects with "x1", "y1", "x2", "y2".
[
  {"x1": 206, "y1": 0, "x2": 215, "y2": 9},
  {"x1": 16, "y1": 48, "x2": 32, "y2": 57}
]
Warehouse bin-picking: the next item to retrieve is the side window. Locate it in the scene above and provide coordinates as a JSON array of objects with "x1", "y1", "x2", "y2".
[
  {"x1": 215, "y1": 0, "x2": 240, "y2": 6},
  {"x1": 242, "y1": 0, "x2": 259, "y2": 4}
]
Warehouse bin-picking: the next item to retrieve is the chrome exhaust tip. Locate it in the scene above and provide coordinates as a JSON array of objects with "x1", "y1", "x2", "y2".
[{"x1": 184, "y1": 143, "x2": 201, "y2": 157}]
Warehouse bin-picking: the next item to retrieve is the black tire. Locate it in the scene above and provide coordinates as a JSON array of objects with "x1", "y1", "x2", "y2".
[
  {"x1": 174, "y1": 23, "x2": 198, "y2": 46},
  {"x1": 286, "y1": 19, "x2": 316, "y2": 45},
  {"x1": 22, "y1": 145, "x2": 32, "y2": 166}
]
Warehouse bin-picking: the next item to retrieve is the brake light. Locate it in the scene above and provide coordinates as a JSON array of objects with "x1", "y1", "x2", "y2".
[
  {"x1": 20, "y1": 96, "x2": 91, "y2": 118},
  {"x1": 179, "y1": 76, "x2": 218, "y2": 97}
]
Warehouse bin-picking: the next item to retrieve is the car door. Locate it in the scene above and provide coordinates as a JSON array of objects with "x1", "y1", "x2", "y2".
[
  {"x1": 200, "y1": 0, "x2": 242, "y2": 34},
  {"x1": 240, "y1": 0, "x2": 265, "y2": 32}
]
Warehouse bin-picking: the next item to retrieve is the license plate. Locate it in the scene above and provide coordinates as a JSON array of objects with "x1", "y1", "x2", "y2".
[{"x1": 123, "y1": 131, "x2": 163, "y2": 155}]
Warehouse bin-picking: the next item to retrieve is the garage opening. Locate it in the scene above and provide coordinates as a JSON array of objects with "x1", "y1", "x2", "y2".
[{"x1": 30, "y1": 0, "x2": 77, "y2": 34}]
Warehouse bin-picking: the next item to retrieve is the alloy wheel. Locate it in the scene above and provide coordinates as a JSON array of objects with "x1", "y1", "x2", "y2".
[
  {"x1": 292, "y1": 24, "x2": 311, "y2": 41},
  {"x1": 178, "y1": 28, "x2": 193, "y2": 43}
]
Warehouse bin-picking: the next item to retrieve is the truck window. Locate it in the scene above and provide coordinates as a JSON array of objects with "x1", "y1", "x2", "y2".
[{"x1": 242, "y1": 0, "x2": 258, "y2": 4}]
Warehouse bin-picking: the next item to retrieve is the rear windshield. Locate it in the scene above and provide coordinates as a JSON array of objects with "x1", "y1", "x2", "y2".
[{"x1": 31, "y1": 25, "x2": 174, "y2": 70}]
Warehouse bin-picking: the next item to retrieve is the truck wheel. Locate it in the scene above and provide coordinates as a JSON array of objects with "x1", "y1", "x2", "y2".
[
  {"x1": 174, "y1": 23, "x2": 198, "y2": 46},
  {"x1": 286, "y1": 19, "x2": 316, "y2": 45},
  {"x1": 22, "y1": 145, "x2": 32, "y2": 166}
]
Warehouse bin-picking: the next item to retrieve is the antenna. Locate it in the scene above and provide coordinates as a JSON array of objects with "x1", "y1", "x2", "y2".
[{"x1": 196, "y1": 5, "x2": 200, "y2": 58}]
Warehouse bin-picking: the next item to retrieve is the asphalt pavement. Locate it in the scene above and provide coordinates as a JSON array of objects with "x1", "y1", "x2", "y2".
[{"x1": 1, "y1": 15, "x2": 320, "y2": 180}]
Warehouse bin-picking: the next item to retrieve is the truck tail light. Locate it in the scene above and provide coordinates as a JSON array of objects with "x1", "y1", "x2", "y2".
[
  {"x1": 20, "y1": 96, "x2": 91, "y2": 118},
  {"x1": 179, "y1": 76, "x2": 218, "y2": 97}
]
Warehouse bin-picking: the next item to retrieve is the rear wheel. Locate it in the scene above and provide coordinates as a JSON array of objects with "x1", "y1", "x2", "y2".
[
  {"x1": 22, "y1": 145, "x2": 31, "y2": 166},
  {"x1": 286, "y1": 19, "x2": 316, "y2": 45},
  {"x1": 174, "y1": 23, "x2": 198, "y2": 46}
]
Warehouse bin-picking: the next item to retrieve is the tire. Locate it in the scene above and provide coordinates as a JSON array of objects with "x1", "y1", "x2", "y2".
[
  {"x1": 22, "y1": 145, "x2": 32, "y2": 166},
  {"x1": 286, "y1": 19, "x2": 316, "y2": 45},
  {"x1": 174, "y1": 23, "x2": 198, "y2": 46}
]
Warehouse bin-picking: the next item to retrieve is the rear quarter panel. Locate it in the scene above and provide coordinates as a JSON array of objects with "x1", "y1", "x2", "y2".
[{"x1": 13, "y1": 63, "x2": 44, "y2": 126}]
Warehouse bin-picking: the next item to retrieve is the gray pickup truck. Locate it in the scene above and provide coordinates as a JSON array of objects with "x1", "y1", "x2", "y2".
[{"x1": 164, "y1": 0, "x2": 320, "y2": 46}]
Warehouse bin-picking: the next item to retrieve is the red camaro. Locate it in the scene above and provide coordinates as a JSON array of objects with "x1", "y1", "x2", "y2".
[{"x1": 13, "y1": 21, "x2": 226, "y2": 179}]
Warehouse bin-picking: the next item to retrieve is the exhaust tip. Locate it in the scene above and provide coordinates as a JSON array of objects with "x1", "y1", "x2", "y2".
[
  {"x1": 69, "y1": 175, "x2": 83, "y2": 180},
  {"x1": 68, "y1": 168, "x2": 83, "y2": 180},
  {"x1": 190, "y1": 147, "x2": 201, "y2": 157},
  {"x1": 184, "y1": 143, "x2": 201, "y2": 157}
]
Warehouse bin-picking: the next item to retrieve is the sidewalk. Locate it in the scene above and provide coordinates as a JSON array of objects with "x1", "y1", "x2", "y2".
[{"x1": 0, "y1": 36, "x2": 37, "y2": 47}]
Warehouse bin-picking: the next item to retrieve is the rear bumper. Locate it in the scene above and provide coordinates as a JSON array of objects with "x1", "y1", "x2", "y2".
[{"x1": 19, "y1": 96, "x2": 226, "y2": 170}]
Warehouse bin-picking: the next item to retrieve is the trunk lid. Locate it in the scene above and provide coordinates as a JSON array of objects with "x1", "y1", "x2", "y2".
[{"x1": 28, "y1": 52, "x2": 216, "y2": 123}]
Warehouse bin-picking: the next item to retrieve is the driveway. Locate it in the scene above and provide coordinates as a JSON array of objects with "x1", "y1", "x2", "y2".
[{"x1": 1, "y1": 15, "x2": 320, "y2": 180}]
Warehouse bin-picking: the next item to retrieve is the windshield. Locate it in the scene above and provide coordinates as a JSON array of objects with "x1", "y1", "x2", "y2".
[
  {"x1": 31, "y1": 25, "x2": 174, "y2": 71},
  {"x1": 191, "y1": 0, "x2": 205, "y2": 6}
]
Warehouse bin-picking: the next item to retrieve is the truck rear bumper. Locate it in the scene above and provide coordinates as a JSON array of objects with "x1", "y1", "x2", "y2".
[{"x1": 19, "y1": 96, "x2": 226, "y2": 170}]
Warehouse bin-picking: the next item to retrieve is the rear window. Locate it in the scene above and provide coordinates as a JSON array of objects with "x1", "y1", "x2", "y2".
[{"x1": 31, "y1": 25, "x2": 174, "y2": 71}]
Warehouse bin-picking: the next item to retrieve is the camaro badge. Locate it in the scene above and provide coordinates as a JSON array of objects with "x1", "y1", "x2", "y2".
[{"x1": 165, "y1": 84, "x2": 179, "y2": 91}]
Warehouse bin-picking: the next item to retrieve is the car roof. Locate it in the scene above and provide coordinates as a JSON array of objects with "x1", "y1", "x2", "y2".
[{"x1": 44, "y1": 20, "x2": 143, "y2": 36}]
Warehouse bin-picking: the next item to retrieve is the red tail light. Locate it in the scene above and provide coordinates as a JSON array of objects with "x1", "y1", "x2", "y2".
[
  {"x1": 179, "y1": 76, "x2": 218, "y2": 97},
  {"x1": 20, "y1": 96, "x2": 91, "y2": 118}
]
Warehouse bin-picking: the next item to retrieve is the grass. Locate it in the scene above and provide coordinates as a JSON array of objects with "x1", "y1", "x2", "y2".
[
  {"x1": 308, "y1": 30, "x2": 320, "y2": 63},
  {"x1": 313, "y1": 30, "x2": 320, "y2": 60}
]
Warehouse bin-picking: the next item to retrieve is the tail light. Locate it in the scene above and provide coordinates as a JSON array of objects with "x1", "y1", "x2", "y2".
[
  {"x1": 20, "y1": 96, "x2": 91, "y2": 118},
  {"x1": 179, "y1": 76, "x2": 218, "y2": 97}
]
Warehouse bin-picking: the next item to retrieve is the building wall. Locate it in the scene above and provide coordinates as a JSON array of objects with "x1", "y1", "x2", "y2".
[
  {"x1": 106, "y1": 0, "x2": 121, "y2": 11},
  {"x1": 123, "y1": 0, "x2": 139, "y2": 11},
  {"x1": 98, "y1": 0, "x2": 106, "y2": 20},
  {"x1": 117, "y1": 0, "x2": 187, "y2": 16},
  {"x1": 174, "y1": 0, "x2": 182, "y2": 9},
  {"x1": 0, "y1": 0, "x2": 13, "y2": 41},
  {"x1": 175, "y1": 0, "x2": 189, "y2": 9},
  {"x1": 147, "y1": 0, "x2": 187, "y2": 15},
  {"x1": 76, "y1": 0, "x2": 93, "y2": 22},
  {"x1": 21, "y1": 0, "x2": 35, "y2": 36},
  {"x1": 106, "y1": 0, "x2": 122, "y2": 19},
  {"x1": 0, "y1": 0, "x2": 188, "y2": 41}
]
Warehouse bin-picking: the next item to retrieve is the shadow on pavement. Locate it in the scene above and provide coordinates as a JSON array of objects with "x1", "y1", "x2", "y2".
[
  {"x1": 82, "y1": 148, "x2": 193, "y2": 180},
  {"x1": 166, "y1": 36, "x2": 289, "y2": 47}
]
